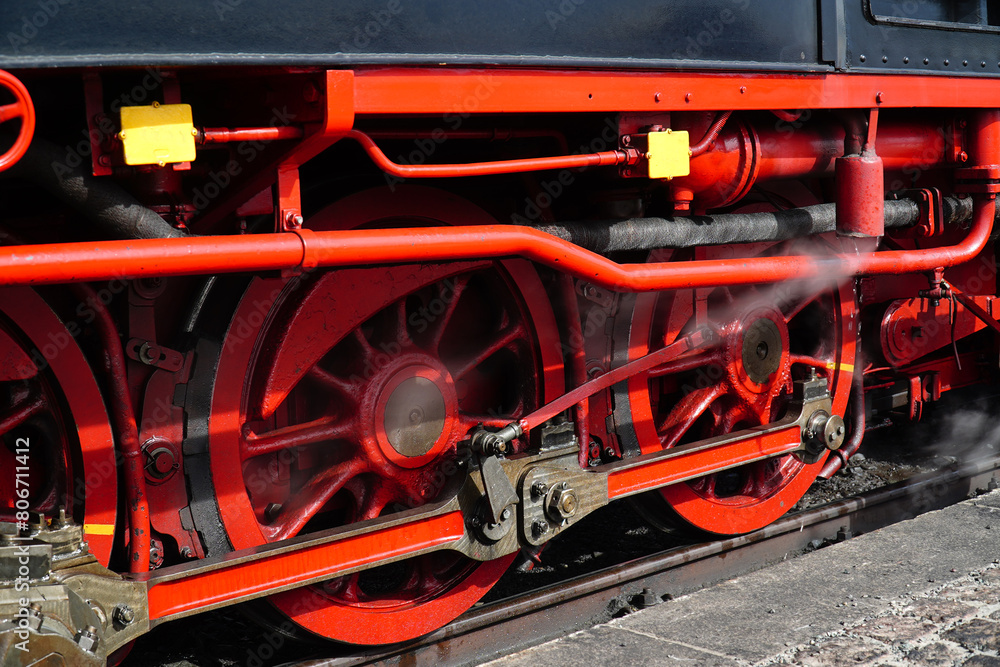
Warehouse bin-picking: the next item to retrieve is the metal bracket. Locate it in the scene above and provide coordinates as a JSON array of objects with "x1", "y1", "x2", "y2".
[
  {"x1": 125, "y1": 338, "x2": 184, "y2": 372},
  {"x1": 478, "y1": 455, "x2": 519, "y2": 526}
]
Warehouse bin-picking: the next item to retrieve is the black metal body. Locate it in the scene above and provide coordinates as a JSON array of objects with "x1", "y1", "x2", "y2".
[{"x1": 1, "y1": 0, "x2": 997, "y2": 75}]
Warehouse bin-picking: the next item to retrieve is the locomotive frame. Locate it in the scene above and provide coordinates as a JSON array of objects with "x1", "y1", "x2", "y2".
[{"x1": 2, "y1": 1, "x2": 1000, "y2": 664}]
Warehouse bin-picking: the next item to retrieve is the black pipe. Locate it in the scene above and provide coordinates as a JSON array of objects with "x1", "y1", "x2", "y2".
[
  {"x1": 7, "y1": 138, "x2": 187, "y2": 240},
  {"x1": 535, "y1": 197, "x2": 977, "y2": 253}
]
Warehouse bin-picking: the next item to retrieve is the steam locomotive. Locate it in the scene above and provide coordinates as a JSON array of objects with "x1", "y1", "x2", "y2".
[{"x1": 2, "y1": 1, "x2": 1000, "y2": 663}]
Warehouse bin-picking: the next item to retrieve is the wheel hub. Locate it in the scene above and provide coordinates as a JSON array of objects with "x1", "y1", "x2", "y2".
[
  {"x1": 741, "y1": 316, "x2": 783, "y2": 385},
  {"x1": 724, "y1": 307, "x2": 791, "y2": 402},
  {"x1": 375, "y1": 364, "x2": 456, "y2": 468}
]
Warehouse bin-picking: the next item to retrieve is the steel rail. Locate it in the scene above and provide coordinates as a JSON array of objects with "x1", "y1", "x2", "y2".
[{"x1": 288, "y1": 455, "x2": 1000, "y2": 667}]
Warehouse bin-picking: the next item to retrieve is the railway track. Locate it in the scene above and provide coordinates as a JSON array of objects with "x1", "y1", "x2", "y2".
[{"x1": 282, "y1": 454, "x2": 1000, "y2": 667}]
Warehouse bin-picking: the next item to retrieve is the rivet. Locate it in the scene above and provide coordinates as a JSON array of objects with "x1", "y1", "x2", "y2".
[
  {"x1": 654, "y1": 92, "x2": 661, "y2": 103},
  {"x1": 903, "y1": 57, "x2": 909, "y2": 64},
  {"x1": 944, "y1": 59, "x2": 950, "y2": 66},
  {"x1": 881, "y1": 55, "x2": 888, "y2": 63},
  {"x1": 860, "y1": 54, "x2": 867, "y2": 62},
  {"x1": 982, "y1": 61, "x2": 988, "y2": 68},
  {"x1": 684, "y1": 92, "x2": 692, "y2": 103},
  {"x1": 924, "y1": 58, "x2": 930, "y2": 65},
  {"x1": 963, "y1": 60, "x2": 969, "y2": 67},
  {"x1": 740, "y1": 86, "x2": 747, "y2": 94}
]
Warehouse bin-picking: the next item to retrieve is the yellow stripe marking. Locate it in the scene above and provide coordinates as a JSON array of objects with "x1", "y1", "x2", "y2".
[
  {"x1": 84, "y1": 524, "x2": 115, "y2": 536},
  {"x1": 826, "y1": 362, "x2": 854, "y2": 373}
]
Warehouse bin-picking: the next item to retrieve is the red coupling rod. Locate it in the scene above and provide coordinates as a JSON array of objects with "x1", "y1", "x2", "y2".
[
  {"x1": 345, "y1": 129, "x2": 639, "y2": 177},
  {"x1": 0, "y1": 196, "x2": 992, "y2": 289}
]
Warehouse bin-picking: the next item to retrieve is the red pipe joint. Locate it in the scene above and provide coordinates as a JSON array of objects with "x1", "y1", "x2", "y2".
[{"x1": 836, "y1": 148, "x2": 885, "y2": 237}]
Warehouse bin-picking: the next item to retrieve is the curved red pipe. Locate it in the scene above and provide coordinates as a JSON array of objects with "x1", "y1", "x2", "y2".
[
  {"x1": 0, "y1": 194, "x2": 991, "y2": 290},
  {"x1": 689, "y1": 110, "x2": 732, "y2": 157},
  {"x1": 345, "y1": 129, "x2": 637, "y2": 177},
  {"x1": 69, "y1": 283, "x2": 150, "y2": 573}
]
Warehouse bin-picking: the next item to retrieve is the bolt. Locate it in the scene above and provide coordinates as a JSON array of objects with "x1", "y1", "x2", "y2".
[
  {"x1": 531, "y1": 481, "x2": 549, "y2": 499},
  {"x1": 51, "y1": 507, "x2": 68, "y2": 528},
  {"x1": 264, "y1": 503, "x2": 282, "y2": 521},
  {"x1": 531, "y1": 520, "x2": 550, "y2": 537},
  {"x1": 28, "y1": 512, "x2": 46, "y2": 531},
  {"x1": 113, "y1": 604, "x2": 135, "y2": 628},
  {"x1": 75, "y1": 625, "x2": 100, "y2": 653},
  {"x1": 621, "y1": 135, "x2": 632, "y2": 146},
  {"x1": 640, "y1": 588, "x2": 660, "y2": 608},
  {"x1": 180, "y1": 546, "x2": 194, "y2": 558},
  {"x1": 500, "y1": 507, "x2": 511, "y2": 522}
]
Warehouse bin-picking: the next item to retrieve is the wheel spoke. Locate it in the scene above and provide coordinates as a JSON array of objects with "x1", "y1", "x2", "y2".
[
  {"x1": 358, "y1": 481, "x2": 396, "y2": 521},
  {"x1": 0, "y1": 103, "x2": 23, "y2": 123},
  {"x1": 351, "y1": 328, "x2": 377, "y2": 365},
  {"x1": 428, "y1": 275, "x2": 471, "y2": 353},
  {"x1": 0, "y1": 393, "x2": 44, "y2": 437},
  {"x1": 306, "y1": 365, "x2": 360, "y2": 404},
  {"x1": 657, "y1": 384, "x2": 725, "y2": 450},
  {"x1": 647, "y1": 351, "x2": 722, "y2": 379},
  {"x1": 263, "y1": 457, "x2": 365, "y2": 541},
  {"x1": 450, "y1": 323, "x2": 524, "y2": 380},
  {"x1": 392, "y1": 299, "x2": 413, "y2": 348},
  {"x1": 243, "y1": 416, "x2": 354, "y2": 459}
]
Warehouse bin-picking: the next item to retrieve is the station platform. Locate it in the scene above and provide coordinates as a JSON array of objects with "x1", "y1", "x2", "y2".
[{"x1": 484, "y1": 490, "x2": 1000, "y2": 666}]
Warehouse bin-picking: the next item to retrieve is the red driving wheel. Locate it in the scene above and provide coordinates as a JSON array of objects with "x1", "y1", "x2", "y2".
[
  {"x1": 622, "y1": 242, "x2": 856, "y2": 535},
  {"x1": 203, "y1": 187, "x2": 563, "y2": 644},
  {"x1": 0, "y1": 71, "x2": 35, "y2": 172},
  {"x1": 0, "y1": 287, "x2": 117, "y2": 563}
]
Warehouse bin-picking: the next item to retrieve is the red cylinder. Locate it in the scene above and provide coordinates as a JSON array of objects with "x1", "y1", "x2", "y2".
[{"x1": 836, "y1": 149, "x2": 885, "y2": 237}]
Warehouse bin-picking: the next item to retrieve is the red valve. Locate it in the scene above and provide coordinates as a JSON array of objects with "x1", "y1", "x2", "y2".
[{"x1": 0, "y1": 70, "x2": 34, "y2": 172}]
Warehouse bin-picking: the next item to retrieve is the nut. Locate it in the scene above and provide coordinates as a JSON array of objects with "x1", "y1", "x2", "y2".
[
  {"x1": 545, "y1": 482, "x2": 579, "y2": 522},
  {"x1": 113, "y1": 604, "x2": 135, "y2": 629}
]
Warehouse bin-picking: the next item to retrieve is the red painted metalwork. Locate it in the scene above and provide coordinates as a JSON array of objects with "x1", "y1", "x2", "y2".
[
  {"x1": 836, "y1": 110, "x2": 884, "y2": 237},
  {"x1": 145, "y1": 511, "x2": 468, "y2": 621},
  {"x1": 70, "y1": 284, "x2": 150, "y2": 572},
  {"x1": 689, "y1": 111, "x2": 732, "y2": 157},
  {"x1": 198, "y1": 126, "x2": 305, "y2": 144},
  {"x1": 202, "y1": 187, "x2": 564, "y2": 644},
  {"x1": 515, "y1": 330, "x2": 708, "y2": 436},
  {"x1": 623, "y1": 248, "x2": 856, "y2": 534},
  {"x1": 881, "y1": 295, "x2": 997, "y2": 367},
  {"x1": 0, "y1": 287, "x2": 117, "y2": 565},
  {"x1": 345, "y1": 130, "x2": 640, "y2": 178},
  {"x1": 351, "y1": 69, "x2": 1000, "y2": 114},
  {"x1": 0, "y1": 70, "x2": 34, "y2": 172},
  {"x1": 0, "y1": 195, "x2": 990, "y2": 292},
  {"x1": 558, "y1": 275, "x2": 592, "y2": 469}
]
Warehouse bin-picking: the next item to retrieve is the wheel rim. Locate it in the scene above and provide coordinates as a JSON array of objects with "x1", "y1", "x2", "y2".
[
  {"x1": 207, "y1": 187, "x2": 563, "y2": 644},
  {"x1": 0, "y1": 287, "x2": 117, "y2": 563},
  {"x1": 622, "y1": 244, "x2": 856, "y2": 535}
]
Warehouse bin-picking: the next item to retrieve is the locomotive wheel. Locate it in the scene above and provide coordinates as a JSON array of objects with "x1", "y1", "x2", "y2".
[
  {"x1": 188, "y1": 187, "x2": 563, "y2": 645},
  {"x1": 0, "y1": 287, "x2": 117, "y2": 563},
  {"x1": 617, "y1": 245, "x2": 856, "y2": 535}
]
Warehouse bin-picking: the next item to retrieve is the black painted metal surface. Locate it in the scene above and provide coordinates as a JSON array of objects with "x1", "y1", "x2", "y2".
[{"x1": 1, "y1": 0, "x2": 823, "y2": 69}]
